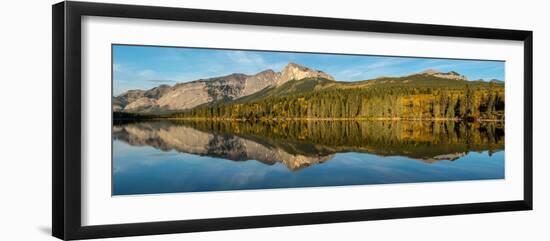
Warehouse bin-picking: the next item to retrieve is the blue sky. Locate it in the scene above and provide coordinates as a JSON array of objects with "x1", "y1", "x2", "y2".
[{"x1": 113, "y1": 45, "x2": 505, "y2": 95}]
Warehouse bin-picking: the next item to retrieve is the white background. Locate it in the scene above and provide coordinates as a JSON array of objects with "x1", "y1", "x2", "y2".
[{"x1": 0, "y1": 0, "x2": 548, "y2": 240}]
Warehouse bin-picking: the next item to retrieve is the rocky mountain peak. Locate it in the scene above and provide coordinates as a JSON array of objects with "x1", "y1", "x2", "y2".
[
  {"x1": 277, "y1": 62, "x2": 334, "y2": 85},
  {"x1": 114, "y1": 62, "x2": 338, "y2": 113},
  {"x1": 258, "y1": 69, "x2": 276, "y2": 74},
  {"x1": 283, "y1": 62, "x2": 308, "y2": 71},
  {"x1": 489, "y1": 79, "x2": 504, "y2": 84},
  {"x1": 420, "y1": 69, "x2": 440, "y2": 75},
  {"x1": 419, "y1": 69, "x2": 467, "y2": 81}
]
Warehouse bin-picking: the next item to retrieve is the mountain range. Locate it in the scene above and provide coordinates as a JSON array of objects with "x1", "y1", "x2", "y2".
[
  {"x1": 113, "y1": 63, "x2": 334, "y2": 113},
  {"x1": 113, "y1": 62, "x2": 497, "y2": 115}
]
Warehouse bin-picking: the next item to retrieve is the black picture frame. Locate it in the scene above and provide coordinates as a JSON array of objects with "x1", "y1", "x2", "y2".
[{"x1": 52, "y1": 1, "x2": 533, "y2": 240}]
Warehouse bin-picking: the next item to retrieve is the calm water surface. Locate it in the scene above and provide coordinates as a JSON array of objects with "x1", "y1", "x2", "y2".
[{"x1": 112, "y1": 120, "x2": 504, "y2": 195}]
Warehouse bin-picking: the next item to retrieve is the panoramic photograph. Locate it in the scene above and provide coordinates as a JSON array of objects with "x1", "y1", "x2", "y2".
[{"x1": 112, "y1": 44, "x2": 505, "y2": 196}]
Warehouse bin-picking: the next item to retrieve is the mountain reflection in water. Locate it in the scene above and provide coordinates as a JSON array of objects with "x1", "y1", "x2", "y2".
[
  {"x1": 113, "y1": 120, "x2": 503, "y2": 170},
  {"x1": 112, "y1": 120, "x2": 504, "y2": 195}
]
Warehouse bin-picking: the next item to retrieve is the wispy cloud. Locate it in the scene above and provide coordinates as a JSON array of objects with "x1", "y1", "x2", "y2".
[
  {"x1": 264, "y1": 62, "x2": 288, "y2": 71},
  {"x1": 337, "y1": 58, "x2": 413, "y2": 80},
  {"x1": 226, "y1": 51, "x2": 266, "y2": 66},
  {"x1": 225, "y1": 51, "x2": 287, "y2": 72},
  {"x1": 137, "y1": 69, "x2": 156, "y2": 78}
]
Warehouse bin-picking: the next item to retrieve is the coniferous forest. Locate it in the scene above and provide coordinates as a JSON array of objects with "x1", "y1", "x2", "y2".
[{"x1": 164, "y1": 76, "x2": 504, "y2": 121}]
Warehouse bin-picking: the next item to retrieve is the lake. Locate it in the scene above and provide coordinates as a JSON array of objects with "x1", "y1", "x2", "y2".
[{"x1": 112, "y1": 120, "x2": 504, "y2": 195}]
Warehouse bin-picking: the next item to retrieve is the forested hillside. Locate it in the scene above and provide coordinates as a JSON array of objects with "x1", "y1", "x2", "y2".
[{"x1": 167, "y1": 74, "x2": 504, "y2": 121}]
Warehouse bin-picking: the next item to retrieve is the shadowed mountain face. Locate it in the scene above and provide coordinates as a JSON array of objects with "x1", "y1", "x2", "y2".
[{"x1": 113, "y1": 120, "x2": 504, "y2": 170}]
